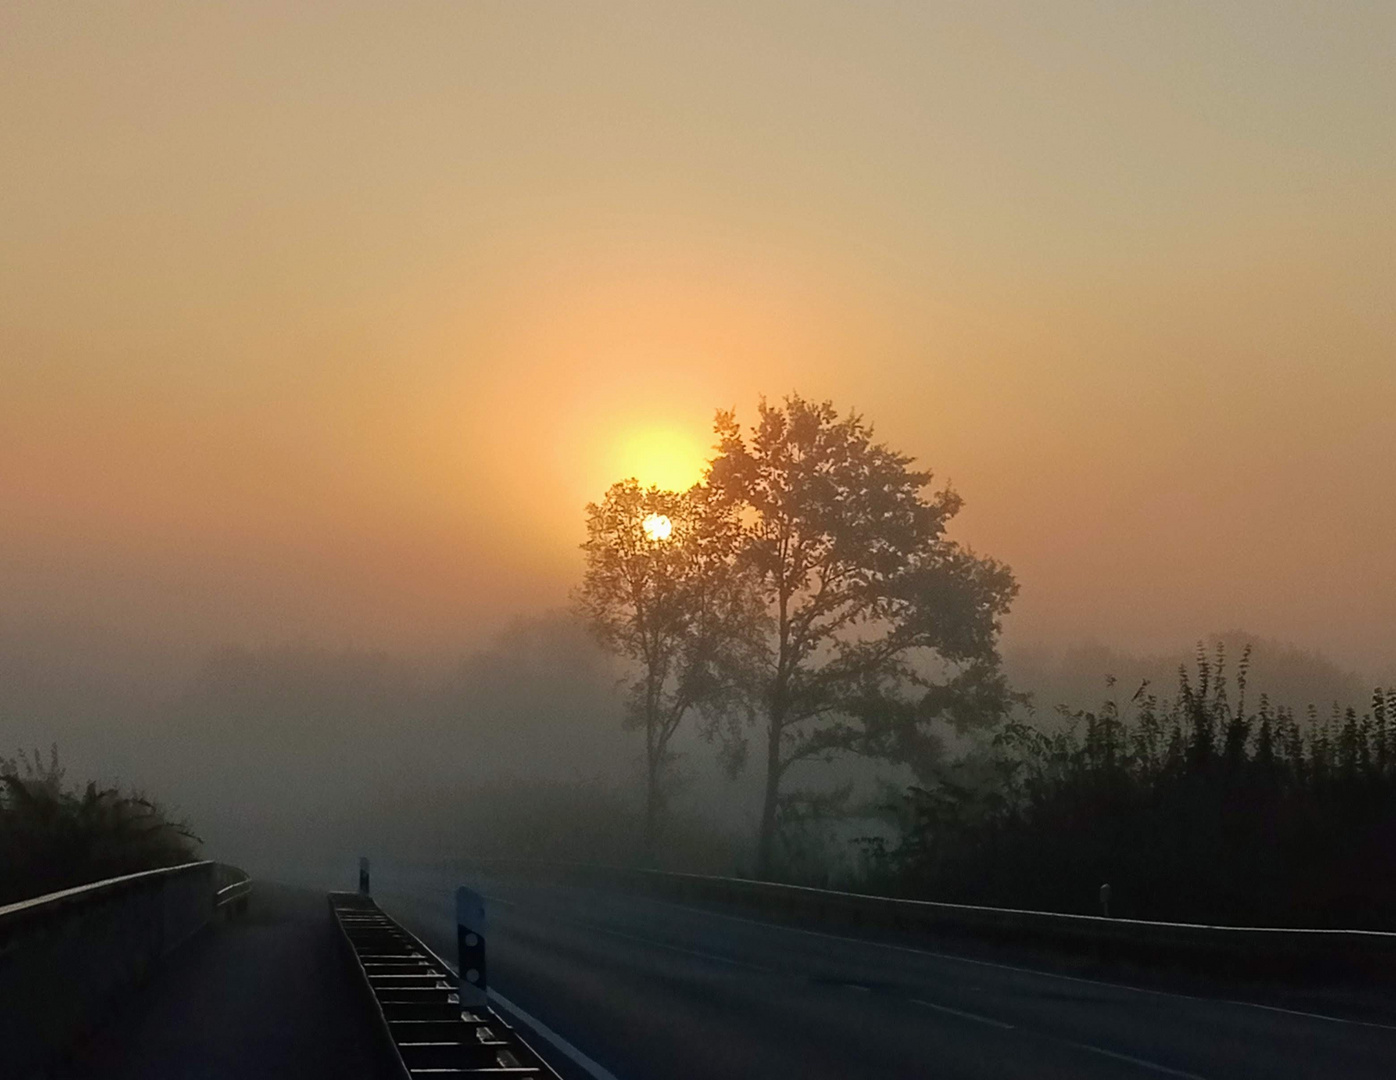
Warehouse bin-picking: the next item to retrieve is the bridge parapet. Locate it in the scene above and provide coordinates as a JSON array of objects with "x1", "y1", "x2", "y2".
[{"x1": 0, "y1": 859, "x2": 245, "y2": 1078}]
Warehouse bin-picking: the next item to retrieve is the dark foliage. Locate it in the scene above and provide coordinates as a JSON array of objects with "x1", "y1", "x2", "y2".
[
  {"x1": 0, "y1": 745, "x2": 200, "y2": 905},
  {"x1": 707, "y1": 395, "x2": 1018, "y2": 876},
  {"x1": 577, "y1": 480, "x2": 760, "y2": 858},
  {"x1": 880, "y1": 646, "x2": 1396, "y2": 928}
]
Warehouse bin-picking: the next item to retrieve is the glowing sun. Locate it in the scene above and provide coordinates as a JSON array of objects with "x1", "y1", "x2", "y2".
[{"x1": 642, "y1": 513, "x2": 673, "y2": 542}]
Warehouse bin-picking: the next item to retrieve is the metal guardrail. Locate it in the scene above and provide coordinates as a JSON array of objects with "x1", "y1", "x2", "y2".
[
  {"x1": 214, "y1": 864, "x2": 252, "y2": 918},
  {"x1": 451, "y1": 858, "x2": 1396, "y2": 978},
  {"x1": 329, "y1": 889, "x2": 561, "y2": 1078},
  {"x1": 0, "y1": 860, "x2": 211, "y2": 929}
]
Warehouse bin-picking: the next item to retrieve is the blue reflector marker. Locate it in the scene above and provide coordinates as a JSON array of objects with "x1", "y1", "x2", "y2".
[{"x1": 456, "y1": 885, "x2": 487, "y2": 1008}]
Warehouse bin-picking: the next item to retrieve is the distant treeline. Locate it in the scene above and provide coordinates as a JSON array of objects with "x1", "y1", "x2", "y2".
[
  {"x1": 872, "y1": 647, "x2": 1396, "y2": 929},
  {"x1": 0, "y1": 747, "x2": 199, "y2": 905}
]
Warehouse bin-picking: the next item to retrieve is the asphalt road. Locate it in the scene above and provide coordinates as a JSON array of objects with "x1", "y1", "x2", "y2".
[
  {"x1": 61, "y1": 882, "x2": 397, "y2": 1080},
  {"x1": 375, "y1": 868, "x2": 1396, "y2": 1080}
]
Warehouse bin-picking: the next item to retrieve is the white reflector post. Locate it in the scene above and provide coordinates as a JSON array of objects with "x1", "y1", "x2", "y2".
[{"x1": 456, "y1": 885, "x2": 487, "y2": 1008}]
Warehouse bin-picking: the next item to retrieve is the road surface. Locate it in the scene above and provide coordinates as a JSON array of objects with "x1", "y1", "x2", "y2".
[
  {"x1": 375, "y1": 867, "x2": 1396, "y2": 1080},
  {"x1": 60, "y1": 882, "x2": 395, "y2": 1080}
]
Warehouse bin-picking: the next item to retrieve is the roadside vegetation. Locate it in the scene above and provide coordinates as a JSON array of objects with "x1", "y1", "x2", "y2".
[
  {"x1": 0, "y1": 746, "x2": 200, "y2": 905},
  {"x1": 578, "y1": 392, "x2": 1394, "y2": 930},
  {"x1": 869, "y1": 647, "x2": 1396, "y2": 927}
]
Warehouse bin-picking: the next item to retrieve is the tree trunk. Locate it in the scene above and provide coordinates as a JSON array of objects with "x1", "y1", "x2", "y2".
[
  {"x1": 755, "y1": 710, "x2": 783, "y2": 878},
  {"x1": 758, "y1": 580, "x2": 792, "y2": 879},
  {"x1": 643, "y1": 764, "x2": 659, "y2": 865},
  {"x1": 642, "y1": 668, "x2": 661, "y2": 864}
]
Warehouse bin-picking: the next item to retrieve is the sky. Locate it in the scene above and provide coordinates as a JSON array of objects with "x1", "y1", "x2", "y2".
[{"x1": 3, "y1": 2, "x2": 1394, "y2": 676}]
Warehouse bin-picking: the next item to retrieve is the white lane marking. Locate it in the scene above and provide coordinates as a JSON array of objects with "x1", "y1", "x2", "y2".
[
  {"x1": 912, "y1": 998, "x2": 1016, "y2": 1031},
  {"x1": 589, "y1": 923, "x2": 776, "y2": 974},
  {"x1": 1064, "y1": 1040, "x2": 1210, "y2": 1080},
  {"x1": 1209, "y1": 995, "x2": 1395, "y2": 1031},
  {"x1": 913, "y1": 996, "x2": 1211, "y2": 1077},
  {"x1": 489, "y1": 988, "x2": 623, "y2": 1080},
  {"x1": 408, "y1": 918, "x2": 621, "y2": 1080},
  {"x1": 643, "y1": 897, "x2": 1396, "y2": 1033}
]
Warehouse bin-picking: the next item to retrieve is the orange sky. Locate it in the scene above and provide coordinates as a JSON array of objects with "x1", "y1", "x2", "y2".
[{"x1": 2, "y1": 3, "x2": 1393, "y2": 675}]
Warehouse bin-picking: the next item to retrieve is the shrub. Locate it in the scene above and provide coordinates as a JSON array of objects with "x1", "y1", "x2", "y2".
[
  {"x1": 0, "y1": 746, "x2": 200, "y2": 905},
  {"x1": 882, "y1": 647, "x2": 1396, "y2": 928}
]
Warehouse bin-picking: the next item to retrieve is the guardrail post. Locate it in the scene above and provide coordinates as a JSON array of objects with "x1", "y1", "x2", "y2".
[
  {"x1": 359, "y1": 857, "x2": 370, "y2": 896},
  {"x1": 455, "y1": 886, "x2": 487, "y2": 1009}
]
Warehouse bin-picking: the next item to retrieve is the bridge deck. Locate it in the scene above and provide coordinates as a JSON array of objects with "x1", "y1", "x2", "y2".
[{"x1": 59, "y1": 881, "x2": 396, "y2": 1079}]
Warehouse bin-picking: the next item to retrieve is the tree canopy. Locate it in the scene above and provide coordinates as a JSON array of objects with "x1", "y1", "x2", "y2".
[
  {"x1": 578, "y1": 479, "x2": 758, "y2": 856},
  {"x1": 706, "y1": 395, "x2": 1018, "y2": 875}
]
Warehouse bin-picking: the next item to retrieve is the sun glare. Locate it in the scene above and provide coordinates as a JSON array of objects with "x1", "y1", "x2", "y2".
[
  {"x1": 618, "y1": 427, "x2": 707, "y2": 492},
  {"x1": 642, "y1": 513, "x2": 673, "y2": 542}
]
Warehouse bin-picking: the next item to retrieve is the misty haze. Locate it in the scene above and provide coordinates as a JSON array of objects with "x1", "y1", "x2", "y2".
[{"x1": 3, "y1": 5, "x2": 1394, "y2": 1080}]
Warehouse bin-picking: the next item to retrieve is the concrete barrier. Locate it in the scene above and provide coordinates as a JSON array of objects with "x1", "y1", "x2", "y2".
[{"x1": 0, "y1": 861, "x2": 219, "y2": 1078}]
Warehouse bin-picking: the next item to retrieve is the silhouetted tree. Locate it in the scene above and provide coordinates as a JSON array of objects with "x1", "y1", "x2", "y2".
[
  {"x1": 706, "y1": 396, "x2": 1018, "y2": 876},
  {"x1": 578, "y1": 480, "x2": 759, "y2": 858}
]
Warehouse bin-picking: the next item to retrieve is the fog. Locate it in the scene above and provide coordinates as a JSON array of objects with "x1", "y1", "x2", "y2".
[
  {"x1": 0, "y1": 613, "x2": 611, "y2": 872},
  {"x1": 3, "y1": 4, "x2": 1394, "y2": 879},
  {"x1": 0, "y1": 601, "x2": 1381, "y2": 884}
]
